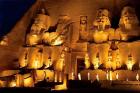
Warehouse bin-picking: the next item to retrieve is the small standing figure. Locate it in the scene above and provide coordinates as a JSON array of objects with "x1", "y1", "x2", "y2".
[
  {"x1": 79, "y1": 16, "x2": 89, "y2": 40},
  {"x1": 80, "y1": 16, "x2": 87, "y2": 32}
]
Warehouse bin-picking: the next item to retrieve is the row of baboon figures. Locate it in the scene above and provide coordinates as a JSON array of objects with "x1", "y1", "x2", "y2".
[{"x1": 26, "y1": 6, "x2": 140, "y2": 46}]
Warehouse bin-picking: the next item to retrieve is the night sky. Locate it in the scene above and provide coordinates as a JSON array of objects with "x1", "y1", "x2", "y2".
[{"x1": 0, "y1": 0, "x2": 35, "y2": 36}]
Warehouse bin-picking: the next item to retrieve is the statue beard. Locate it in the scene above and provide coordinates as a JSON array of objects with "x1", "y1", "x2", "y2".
[
  {"x1": 98, "y1": 24, "x2": 105, "y2": 31},
  {"x1": 124, "y1": 23, "x2": 132, "y2": 29}
]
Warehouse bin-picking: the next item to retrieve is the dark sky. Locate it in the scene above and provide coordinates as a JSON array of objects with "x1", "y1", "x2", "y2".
[
  {"x1": 0, "y1": 0, "x2": 35, "y2": 36},
  {"x1": 0, "y1": 0, "x2": 140, "y2": 37}
]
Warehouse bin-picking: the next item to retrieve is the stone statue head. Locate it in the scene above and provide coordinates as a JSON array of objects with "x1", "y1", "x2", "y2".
[
  {"x1": 93, "y1": 8, "x2": 111, "y2": 27},
  {"x1": 57, "y1": 15, "x2": 71, "y2": 24},
  {"x1": 80, "y1": 16, "x2": 87, "y2": 24},
  {"x1": 119, "y1": 6, "x2": 139, "y2": 26}
]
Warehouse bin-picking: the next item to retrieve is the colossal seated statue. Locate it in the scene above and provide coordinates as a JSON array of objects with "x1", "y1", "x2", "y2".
[
  {"x1": 116, "y1": 6, "x2": 140, "y2": 41},
  {"x1": 42, "y1": 15, "x2": 72, "y2": 46},
  {"x1": 116, "y1": 6, "x2": 140, "y2": 69},
  {"x1": 88, "y1": 7, "x2": 140, "y2": 70},
  {"x1": 87, "y1": 9, "x2": 115, "y2": 69},
  {"x1": 91, "y1": 9, "x2": 114, "y2": 43},
  {"x1": 26, "y1": 8, "x2": 51, "y2": 46},
  {"x1": 79, "y1": 9, "x2": 114, "y2": 43}
]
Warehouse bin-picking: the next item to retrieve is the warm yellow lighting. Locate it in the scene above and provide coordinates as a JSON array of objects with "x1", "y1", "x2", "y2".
[
  {"x1": 108, "y1": 52, "x2": 112, "y2": 59},
  {"x1": 34, "y1": 58, "x2": 39, "y2": 69},
  {"x1": 54, "y1": 85, "x2": 67, "y2": 90},
  {"x1": 116, "y1": 73, "x2": 119, "y2": 80},
  {"x1": 16, "y1": 74, "x2": 24, "y2": 87},
  {"x1": 54, "y1": 74, "x2": 67, "y2": 90},
  {"x1": 0, "y1": 40, "x2": 8, "y2": 46},
  {"x1": 35, "y1": 70, "x2": 45, "y2": 82},
  {"x1": 127, "y1": 62, "x2": 133, "y2": 70},
  {"x1": 121, "y1": 34, "x2": 128, "y2": 41},
  {"x1": 106, "y1": 71, "x2": 109, "y2": 80},
  {"x1": 61, "y1": 52, "x2": 65, "y2": 58},
  {"x1": 116, "y1": 53, "x2": 121, "y2": 68},
  {"x1": 24, "y1": 77, "x2": 34, "y2": 87},
  {"x1": 85, "y1": 53, "x2": 90, "y2": 69},
  {"x1": 59, "y1": 73, "x2": 62, "y2": 82},
  {"x1": 136, "y1": 73, "x2": 139, "y2": 81},
  {"x1": 106, "y1": 71, "x2": 112, "y2": 81},
  {"x1": 93, "y1": 31, "x2": 108, "y2": 43},
  {"x1": 71, "y1": 72, "x2": 74, "y2": 80},
  {"x1": 0, "y1": 70, "x2": 19, "y2": 77},
  {"x1": 34, "y1": 70, "x2": 54, "y2": 82},
  {"x1": 126, "y1": 56, "x2": 133, "y2": 70},
  {"x1": 87, "y1": 72, "x2": 90, "y2": 80},
  {"x1": 64, "y1": 47, "x2": 69, "y2": 52},
  {"x1": 0, "y1": 80, "x2": 5, "y2": 87},
  {"x1": 51, "y1": 36, "x2": 64, "y2": 46},
  {"x1": 54, "y1": 72, "x2": 58, "y2": 82},
  {"x1": 45, "y1": 58, "x2": 52, "y2": 68},
  {"x1": 96, "y1": 74, "x2": 99, "y2": 81},
  {"x1": 108, "y1": 60, "x2": 111, "y2": 69},
  {"x1": 42, "y1": 32, "x2": 64, "y2": 46},
  {"x1": 106, "y1": 52, "x2": 112, "y2": 69},
  {"x1": 116, "y1": 62, "x2": 121, "y2": 69},
  {"x1": 78, "y1": 73, "x2": 81, "y2": 80},
  {"x1": 9, "y1": 81, "x2": 16, "y2": 87},
  {"x1": 56, "y1": 58, "x2": 64, "y2": 71},
  {"x1": 93, "y1": 57, "x2": 100, "y2": 69},
  {"x1": 55, "y1": 52, "x2": 65, "y2": 71},
  {"x1": 109, "y1": 71, "x2": 112, "y2": 81},
  {"x1": 44, "y1": 70, "x2": 54, "y2": 82},
  {"x1": 28, "y1": 34, "x2": 39, "y2": 45},
  {"x1": 0, "y1": 36, "x2": 8, "y2": 46},
  {"x1": 24, "y1": 58, "x2": 28, "y2": 67}
]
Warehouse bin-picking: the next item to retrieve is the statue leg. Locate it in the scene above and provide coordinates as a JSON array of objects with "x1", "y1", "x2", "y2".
[
  {"x1": 88, "y1": 43, "x2": 99, "y2": 69},
  {"x1": 118, "y1": 42, "x2": 130, "y2": 67},
  {"x1": 98, "y1": 43, "x2": 110, "y2": 68},
  {"x1": 130, "y1": 41, "x2": 140, "y2": 69}
]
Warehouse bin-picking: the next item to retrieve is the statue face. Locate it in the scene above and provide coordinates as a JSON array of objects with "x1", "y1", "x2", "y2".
[
  {"x1": 93, "y1": 9, "x2": 111, "y2": 26},
  {"x1": 120, "y1": 6, "x2": 139, "y2": 25},
  {"x1": 80, "y1": 16, "x2": 87, "y2": 24}
]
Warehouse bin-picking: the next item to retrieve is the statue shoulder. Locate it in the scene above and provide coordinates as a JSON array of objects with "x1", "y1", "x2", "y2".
[
  {"x1": 109, "y1": 27, "x2": 115, "y2": 31},
  {"x1": 105, "y1": 27, "x2": 114, "y2": 33},
  {"x1": 115, "y1": 28, "x2": 123, "y2": 33}
]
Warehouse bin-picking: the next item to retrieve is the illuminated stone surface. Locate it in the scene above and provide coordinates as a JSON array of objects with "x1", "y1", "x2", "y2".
[{"x1": 1, "y1": 0, "x2": 140, "y2": 91}]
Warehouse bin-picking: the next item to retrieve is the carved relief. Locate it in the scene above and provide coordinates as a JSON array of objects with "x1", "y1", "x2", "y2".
[
  {"x1": 79, "y1": 16, "x2": 89, "y2": 40},
  {"x1": 42, "y1": 15, "x2": 72, "y2": 46}
]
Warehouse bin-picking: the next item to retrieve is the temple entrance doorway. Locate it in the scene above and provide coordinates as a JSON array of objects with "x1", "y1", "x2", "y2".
[{"x1": 76, "y1": 57, "x2": 85, "y2": 75}]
